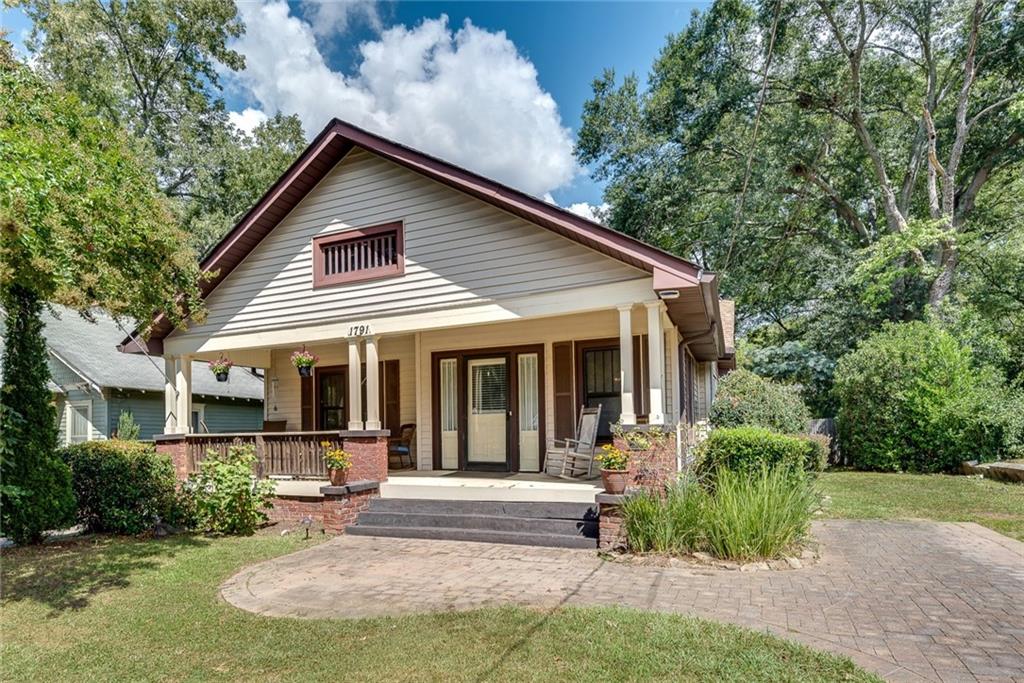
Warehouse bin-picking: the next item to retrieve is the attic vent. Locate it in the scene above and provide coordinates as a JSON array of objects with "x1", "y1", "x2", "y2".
[{"x1": 312, "y1": 222, "x2": 404, "y2": 287}]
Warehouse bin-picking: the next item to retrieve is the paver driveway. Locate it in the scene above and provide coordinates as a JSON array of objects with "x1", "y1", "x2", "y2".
[{"x1": 223, "y1": 520, "x2": 1024, "y2": 682}]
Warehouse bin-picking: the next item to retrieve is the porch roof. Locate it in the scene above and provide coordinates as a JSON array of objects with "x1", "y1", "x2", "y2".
[{"x1": 123, "y1": 118, "x2": 727, "y2": 360}]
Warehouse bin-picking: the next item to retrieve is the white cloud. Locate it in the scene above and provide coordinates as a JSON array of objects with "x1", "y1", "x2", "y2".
[
  {"x1": 228, "y1": 108, "x2": 269, "y2": 136},
  {"x1": 227, "y1": 2, "x2": 578, "y2": 197},
  {"x1": 566, "y1": 202, "x2": 610, "y2": 224},
  {"x1": 301, "y1": 0, "x2": 381, "y2": 36}
]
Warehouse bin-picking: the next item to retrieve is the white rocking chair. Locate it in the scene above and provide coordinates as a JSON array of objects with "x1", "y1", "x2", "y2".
[{"x1": 544, "y1": 405, "x2": 602, "y2": 479}]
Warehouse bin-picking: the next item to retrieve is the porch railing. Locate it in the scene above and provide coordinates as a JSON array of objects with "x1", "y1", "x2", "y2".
[{"x1": 185, "y1": 431, "x2": 343, "y2": 478}]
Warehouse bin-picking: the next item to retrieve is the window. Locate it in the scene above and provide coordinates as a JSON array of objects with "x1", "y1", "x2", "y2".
[
  {"x1": 67, "y1": 401, "x2": 92, "y2": 444},
  {"x1": 470, "y1": 362, "x2": 507, "y2": 414},
  {"x1": 312, "y1": 222, "x2": 404, "y2": 287},
  {"x1": 191, "y1": 403, "x2": 207, "y2": 434}
]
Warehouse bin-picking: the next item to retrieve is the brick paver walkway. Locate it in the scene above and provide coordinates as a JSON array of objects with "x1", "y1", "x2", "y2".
[{"x1": 223, "y1": 520, "x2": 1024, "y2": 682}]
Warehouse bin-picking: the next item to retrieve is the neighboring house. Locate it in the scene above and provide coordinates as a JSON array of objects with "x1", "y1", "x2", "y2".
[
  {"x1": 0, "y1": 307, "x2": 264, "y2": 443},
  {"x1": 125, "y1": 119, "x2": 734, "y2": 473}
]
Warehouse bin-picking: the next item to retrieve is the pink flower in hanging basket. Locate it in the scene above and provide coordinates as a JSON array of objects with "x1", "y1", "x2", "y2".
[{"x1": 290, "y1": 346, "x2": 319, "y2": 368}]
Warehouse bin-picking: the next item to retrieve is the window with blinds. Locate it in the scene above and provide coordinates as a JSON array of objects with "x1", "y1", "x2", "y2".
[
  {"x1": 471, "y1": 362, "x2": 507, "y2": 414},
  {"x1": 312, "y1": 222, "x2": 404, "y2": 287}
]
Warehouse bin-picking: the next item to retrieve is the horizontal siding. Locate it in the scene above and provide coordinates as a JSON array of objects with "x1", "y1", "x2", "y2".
[
  {"x1": 108, "y1": 396, "x2": 164, "y2": 440},
  {"x1": 56, "y1": 389, "x2": 107, "y2": 443},
  {"x1": 202, "y1": 402, "x2": 264, "y2": 434},
  {"x1": 182, "y1": 149, "x2": 646, "y2": 337},
  {"x1": 107, "y1": 393, "x2": 263, "y2": 439}
]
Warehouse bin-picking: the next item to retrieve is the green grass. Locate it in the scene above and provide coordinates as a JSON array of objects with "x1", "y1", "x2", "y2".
[
  {"x1": 1, "y1": 533, "x2": 879, "y2": 682},
  {"x1": 819, "y1": 471, "x2": 1024, "y2": 541}
]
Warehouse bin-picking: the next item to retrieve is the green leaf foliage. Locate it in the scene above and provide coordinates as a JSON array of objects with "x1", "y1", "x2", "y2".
[
  {"x1": 695, "y1": 426, "x2": 825, "y2": 482},
  {"x1": 708, "y1": 368, "x2": 811, "y2": 433},
  {"x1": 185, "y1": 445, "x2": 276, "y2": 535},
  {"x1": 0, "y1": 286, "x2": 75, "y2": 543},
  {"x1": 834, "y1": 320, "x2": 1021, "y2": 472},
  {"x1": 115, "y1": 411, "x2": 141, "y2": 441},
  {"x1": 745, "y1": 341, "x2": 836, "y2": 416},
  {"x1": 61, "y1": 440, "x2": 183, "y2": 534}
]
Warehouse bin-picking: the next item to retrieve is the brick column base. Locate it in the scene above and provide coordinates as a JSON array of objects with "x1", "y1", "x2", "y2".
[
  {"x1": 613, "y1": 425, "x2": 678, "y2": 492},
  {"x1": 154, "y1": 434, "x2": 189, "y2": 481},
  {"x1": 340, "y1": 431, "x2": 390, "y2": 483},
  {"x1": 320, "y1": 481, "x2": 379, "y2": 533},
  {"x1": 596, "y1": 493, "x2": 627, "y2": 551}
]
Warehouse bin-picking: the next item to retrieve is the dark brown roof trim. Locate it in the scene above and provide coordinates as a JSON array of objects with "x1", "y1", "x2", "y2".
[{"x1": 125, "y1": 118, "x2": 705, "y2": 350}]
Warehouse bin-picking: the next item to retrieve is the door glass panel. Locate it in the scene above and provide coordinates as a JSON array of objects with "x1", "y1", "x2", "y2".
[
  {"x1": 439, "y1": 358, "x2": 458, "y2": 469},
  {"x1": 583, "y1": 348, "x2": 620, "y2": 438},
  {"x1": 467, "y1": 358, "x2": 507, "y2": 464},
  {"x1": 517, "y1": 353, "x2": 540, "y2": 471},
  {"x1": 319, "y1": 371, "x2": 346, "y2": 430}
]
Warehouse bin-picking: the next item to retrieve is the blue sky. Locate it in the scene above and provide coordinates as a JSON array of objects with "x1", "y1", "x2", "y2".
[{"x1": 2, "y1": 1, "x2": 707, "y2": 209}]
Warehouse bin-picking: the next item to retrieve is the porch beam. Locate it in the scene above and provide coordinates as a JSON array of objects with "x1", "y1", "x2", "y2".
[
  {"x1": 617, "y1": 304, "x2": 637, "y2": 425},
  {"x1": 646, "y1": 301, "x2": 666, "y2": 424},
  {"x1": 174, "y1": 355, "x2": 192, "y2": 434},
  {"x1": 164, "y1": 356, "x2": 178, "y2": 433},
  {"x1": 347, "y1": 339, "x2": 364, "y2": 430},
  {"x1": 364, "y1": 335, "x2": 381, "y2": 430}
]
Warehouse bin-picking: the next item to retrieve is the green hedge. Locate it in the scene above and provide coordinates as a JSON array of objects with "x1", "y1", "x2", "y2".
[
  {"x1": 708, "y1": 369, "x2": 811, "y2": 434},
  {"x1": 61, "y1": 440, "x2": 181, "y2": 534},
  {"x1": 834, "y1": 321, "x2": 1020, "y2": 472},
  {"x1": 695, "y1": 426, "x2": 825, "y2": 480}
]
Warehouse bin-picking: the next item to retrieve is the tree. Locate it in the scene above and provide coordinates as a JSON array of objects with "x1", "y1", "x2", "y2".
[
  {"x1": 16, "y1": 0, "x2": 307, "y2": 251},
  {"x1": 0, "y1": 42, "x2": 202, "y2": 541},
  {"x1": 577, "y1": 0, "x2": 1023, "y2": 351}
]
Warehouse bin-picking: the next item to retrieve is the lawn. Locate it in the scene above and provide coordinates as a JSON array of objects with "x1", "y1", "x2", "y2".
[
  {"x1": 819, "y1": 470, "x2": 1024, "y2": 541},
  {"x1": 0, "y1": 533, "x2": 878, "y2": 682}
]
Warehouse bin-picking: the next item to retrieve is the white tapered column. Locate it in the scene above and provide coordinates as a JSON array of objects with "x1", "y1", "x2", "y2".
[
  {"x1": 175, "y1": 355, "x2": 192, "y2": 434},
  {"x1": 164, "y1": 356, "x2": 178, "y2": 433},
  {"x1": 646, "y1": 301, "x2": 666, "y2": 424},
  {"x1": 364, "y1": 336, "x2": 381, "y2": 430},
  {"x1": 617, "y1": 304, "x2": 637, "y2": 425},
  {"x1": 347, "y1": 339, "x2": 364, "y2": 430}
]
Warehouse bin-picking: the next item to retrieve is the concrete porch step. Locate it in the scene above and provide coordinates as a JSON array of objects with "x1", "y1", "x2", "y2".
[
  {"x1": 356, "y1": 511, "x2": 598, "y2": 537},
  {"x1": 367, "y1": 498, "x2": 597, "y2": 520},
  {"x1": 346, "y1": 524, "x2": 598, "y2": 549}
]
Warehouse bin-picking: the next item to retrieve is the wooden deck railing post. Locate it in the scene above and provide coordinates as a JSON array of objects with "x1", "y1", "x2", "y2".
[{"x1": 254, "y1": 434, "x2": 266, "y2": 479}]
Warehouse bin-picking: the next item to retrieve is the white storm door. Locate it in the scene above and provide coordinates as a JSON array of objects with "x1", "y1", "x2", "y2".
[{"x1": 466, "y1": 357, "x2": 508, "y2": 465}]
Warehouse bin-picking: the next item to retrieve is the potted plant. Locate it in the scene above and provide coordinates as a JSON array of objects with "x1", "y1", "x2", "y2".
[
  {"x1": 322, "y1": 442, "x2": 353, "y2": 486},
  {"x1": 208, "y1": 355, "x2": 233, "y2": 382},
  {"x1": 595, "y1": 444, "x2": 630, "y2": 495},
  {"x1": 291, "y1": 346, "x2": 319, "y2": 377}
]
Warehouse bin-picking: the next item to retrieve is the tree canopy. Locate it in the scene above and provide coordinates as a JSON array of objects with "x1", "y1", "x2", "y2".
[{"x1": 577, "y1": 0, "x2": 1024, "y2": 365}]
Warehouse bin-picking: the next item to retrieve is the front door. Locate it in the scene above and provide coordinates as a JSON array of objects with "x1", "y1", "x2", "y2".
[
  {"x1": 317, "y1": 368, "x2": 347, "y2": 430},
  {"x1": 465, "y1": 356, "x2": 509, "y2": 470}
]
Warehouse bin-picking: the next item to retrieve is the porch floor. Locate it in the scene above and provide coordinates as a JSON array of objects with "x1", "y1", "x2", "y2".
[{"x1": 272, "y1": 471, "x2": 602, "y2": 503}]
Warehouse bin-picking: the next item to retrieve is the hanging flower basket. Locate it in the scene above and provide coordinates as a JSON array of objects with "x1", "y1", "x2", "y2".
[
  {"x1": 291, "y1": 346, "x2": 319, "y2": 377},
  {"x1": 208, "y1": 355, "x2": 233, "y2": 382}
]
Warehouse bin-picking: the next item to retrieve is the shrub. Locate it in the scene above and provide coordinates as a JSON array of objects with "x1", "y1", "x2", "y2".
[
  {"x1": 621, "y1": 475, "x2": 706, "y2": 554},
  {"x1": 695, "y1": 427, "x2": 823, "y2": 482},
  {"x1": 834, "y1": 320, "x2": 1017, "y2": 472},
  {"x1": 115, "y1": 411, "x2": 141, "y2": 440},
  {"x1": 702, "y1": 467, "x2": 818, "y2": 561},
  {"x1": 61, "y1": 440, "x2": 181, "y2": 534},
  {"x1": 187, "y1": 445, "x2": 276, "y2": 535},
  {"x1": 0, "y1": 287, "x2": 76, "y2": 543},
  {"x1": 709, "y1": 369, "x2": 811, "y2": 433}
]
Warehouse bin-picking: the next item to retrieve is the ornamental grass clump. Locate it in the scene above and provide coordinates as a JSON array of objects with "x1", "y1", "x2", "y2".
[
  {"x1": 702, "y1": 466, "x2": 818, "y2": 562},
  {"x1": 622, "y1": 475, "x2": 706, "y2": 554}
]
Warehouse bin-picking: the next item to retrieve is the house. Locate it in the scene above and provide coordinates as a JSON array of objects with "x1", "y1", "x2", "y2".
[
  {"x1": 0, "y1": 306, "x2": 264, "y2": 443},
  {"x1": 126, "y1": 119, "x2": 734, "y2": 478}
]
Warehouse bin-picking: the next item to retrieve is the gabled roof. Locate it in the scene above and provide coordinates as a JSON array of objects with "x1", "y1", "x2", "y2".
[
  {"x1": 128, "y1": 118, "x2": 707, "y2": 352},
  {"x1": 22, "y1": 306, "x2": 263, "y2": 399}
]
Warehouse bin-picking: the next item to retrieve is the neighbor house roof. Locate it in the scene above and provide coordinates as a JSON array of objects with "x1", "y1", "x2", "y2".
[
  {"x1": 125, "y1": 118, "x2": 724, "y2": 357},
  {"x1": 36, "y1": 307, "x2": 262, "y2": 399}
]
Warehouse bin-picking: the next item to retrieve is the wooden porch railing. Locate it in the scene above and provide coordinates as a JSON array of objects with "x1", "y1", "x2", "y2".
[{"x1": 185, "y1": 431, "x2": 343, "y2": 478}]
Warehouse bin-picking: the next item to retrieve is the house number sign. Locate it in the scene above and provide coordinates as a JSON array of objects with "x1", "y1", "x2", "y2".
[{"x1": 347, "y1": 323, "x2": 373, "y2": 337}]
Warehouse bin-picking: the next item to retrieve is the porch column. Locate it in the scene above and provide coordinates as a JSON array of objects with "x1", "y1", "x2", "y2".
[
  {"x1": 364, "y1": 335, "x2": 381, "y2": 430},
  {"x1": 347, "y1": 339, "x2": 364, "y2": 430},
  {"x1": 645, "y1": 301, "x2": 666, "y2": 424},
  {"x1": 617, "y1": 304, "x2": 637, "y2": 425},
  {"x1": 164, "y1": 356, "x2": 178, "y2": 433},
  {"x1": 174, "y1": 355, "x2": 193, "y2": 434}
]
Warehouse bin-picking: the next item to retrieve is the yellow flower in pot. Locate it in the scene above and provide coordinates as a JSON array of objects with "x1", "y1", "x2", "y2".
[
  {"x1": 595, "y1": 444, "x2": 630, "y2": 495},
  {"x1": 322, "y1": 442, "x2": 353, "y2": 486}
]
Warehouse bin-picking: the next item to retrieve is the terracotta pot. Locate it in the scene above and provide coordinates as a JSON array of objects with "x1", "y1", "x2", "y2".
[
  {"x1": 297, "y1": 365, "x2": 313, "y2": 377},
  {"x1": 215, "y1": 371, "x2": 229, "y2": 382},
  {"x1": 329, "y1": 468, "x2": 349, "y2": 486},
  {"x1": 601, "y1": 469, "x2": 629, "y2": 495}
]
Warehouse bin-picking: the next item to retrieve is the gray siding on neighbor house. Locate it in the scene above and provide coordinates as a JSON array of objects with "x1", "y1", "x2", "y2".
[
  {"x1": 107, "y1": 392, "x2": 263, "y2": 439},
  {"x1": 55, "y1": 387, "x2": 107, "y2": 443}
]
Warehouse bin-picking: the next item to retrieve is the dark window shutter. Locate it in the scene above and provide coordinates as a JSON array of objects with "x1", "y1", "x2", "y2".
[
  {"x1": 300, "y1": 374, "x2": 314, "y2": 430},
  {"x1": 553, "y1": 341, "x2": 575, "y2": 440},
  {"x1": 382, "y1": 359, "x2": 400, "y2": 434}
]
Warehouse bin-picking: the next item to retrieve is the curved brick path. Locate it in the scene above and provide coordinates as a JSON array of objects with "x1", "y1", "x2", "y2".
[{"x1": 223, "y1": 520, "x2": 1024, "y2": 682}]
